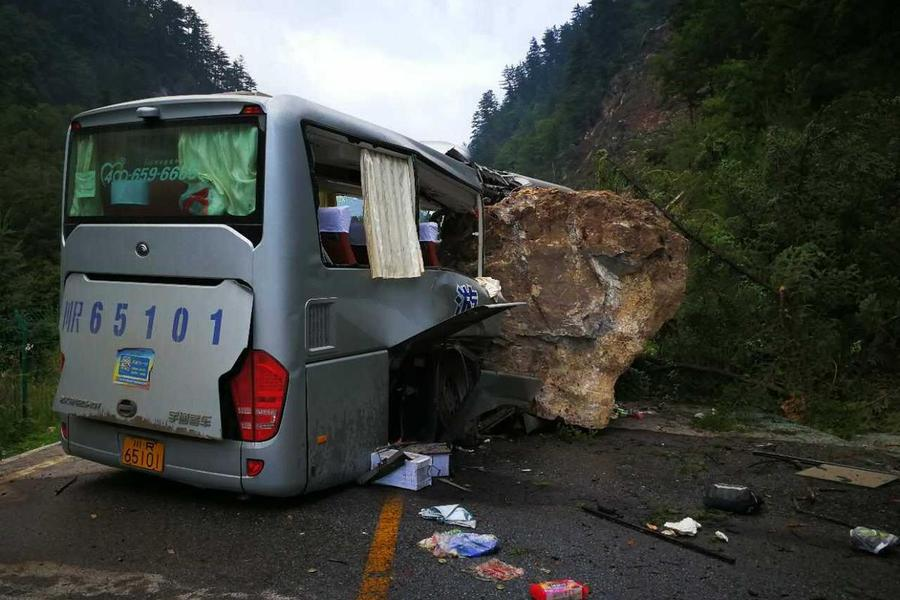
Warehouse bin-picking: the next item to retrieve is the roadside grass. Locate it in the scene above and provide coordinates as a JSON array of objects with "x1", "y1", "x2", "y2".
[
  {"x1": 0, "y1": 376, "x2": 59, "y2": 460},
  {"x1": 692, "y1": 410, "x2": 747, "y2": 433}
]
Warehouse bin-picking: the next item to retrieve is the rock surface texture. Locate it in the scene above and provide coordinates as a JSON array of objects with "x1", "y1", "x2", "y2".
[{"x1": 483, "y1": 187, "x2": 689, "y2": 428}]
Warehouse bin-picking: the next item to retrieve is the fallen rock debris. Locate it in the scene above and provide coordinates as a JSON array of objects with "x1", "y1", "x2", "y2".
[
  {"x1": 417, "y1": 530, "x2": 499, "y2": 558},
  {"x1": 418, "y1": 504, "x2": 476, "y2": 529},
  {"x1": 481, "y1": 187, "x2": 688, "y2": 429},
  {"x1": 469, "y1": 558, "x2": 524, "y2": 582}
]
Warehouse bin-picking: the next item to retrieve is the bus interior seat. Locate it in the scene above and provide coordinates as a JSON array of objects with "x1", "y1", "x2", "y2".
[
  {"x1": 318, "y1": 206, "x2": 357, "y2": 266},
  {"x1": 419, "y1": 221, "x2": 441, "y2": 268},
  {"x1": 349, "y1": 218, "x2": 369, "y2": 266}
]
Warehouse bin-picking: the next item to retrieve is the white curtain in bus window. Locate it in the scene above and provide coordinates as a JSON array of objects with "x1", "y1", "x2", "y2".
[
  {"x1": 70, "y1": 135, "x2": 103, "y2": 216},
  {"x1": 177, "y1": 125, "x2": 258, "y2": 216},
  {"x1": 360, "y1": 148, "x2": 424, "y2": 279}
]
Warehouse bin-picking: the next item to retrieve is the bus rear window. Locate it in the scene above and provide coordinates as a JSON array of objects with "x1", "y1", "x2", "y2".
[{"x1": 66, "y1": 120, "x2": 260, "y2": 221}]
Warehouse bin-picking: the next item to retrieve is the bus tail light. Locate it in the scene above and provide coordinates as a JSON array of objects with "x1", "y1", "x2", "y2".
[
  {"x1": 246, "y1": 459, "x2": 264, "y2": 477},
  {"x1": 229, "y1": 351, "x2": 288, "y2": 442}
]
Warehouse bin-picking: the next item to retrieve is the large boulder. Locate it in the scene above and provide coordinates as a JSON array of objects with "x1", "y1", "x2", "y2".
[{"x1": 482, "y1": 187, "x2": 688, "y2": 428}]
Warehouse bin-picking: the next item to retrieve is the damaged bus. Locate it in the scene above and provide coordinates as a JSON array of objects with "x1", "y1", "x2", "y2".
[{"x1": 55, "y1": 93, "x2": 543, "y2": 496}]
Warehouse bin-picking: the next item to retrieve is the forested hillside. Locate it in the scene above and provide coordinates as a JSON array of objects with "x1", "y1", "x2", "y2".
[
  {"x1": 0, "y1": 0, "x2": 255, "y2": 453},
  {"x1": 472, "y1": 0, "x2": 900, "y2": 433},
  {"x1": 0, "y1": 0, "x2": 255, "y2": 354}
]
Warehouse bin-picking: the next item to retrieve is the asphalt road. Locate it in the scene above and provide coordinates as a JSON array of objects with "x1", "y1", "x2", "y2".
[{"x1": 1, "y1": 426, "x2": 899, "y2": 599}]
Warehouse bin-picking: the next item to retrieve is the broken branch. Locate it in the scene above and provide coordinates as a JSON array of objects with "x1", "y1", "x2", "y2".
[{"x1": 581, "y1": 505, "x2": 736, "y2": 565}]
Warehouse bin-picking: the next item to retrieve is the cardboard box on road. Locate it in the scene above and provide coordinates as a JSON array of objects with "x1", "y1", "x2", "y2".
[{"x1": 370, "y1": 449, "x2": 433, "y2": 491}]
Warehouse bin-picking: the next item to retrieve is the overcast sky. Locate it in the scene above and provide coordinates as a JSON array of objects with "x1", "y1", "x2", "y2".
[{"x1": 186, "y1": 0, "x2": 579, "y2": 144}]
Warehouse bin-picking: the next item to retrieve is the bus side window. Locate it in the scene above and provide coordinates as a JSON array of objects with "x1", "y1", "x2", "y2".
[
  {"x1": 315, "y1": 186, "x2": 368, "y2": 269},
  {"x1": 433, "y1": 208, "x2": 479, "y2": 276},
  {"x1": 317, "y1": 206, "x2": 356, "y2": 266},
  {"x1": 418, "y1": 221, "x2": 441, "y2": 268},
  {"x1": 349, "y1": 217, "x2": 369, "y2": 266}
]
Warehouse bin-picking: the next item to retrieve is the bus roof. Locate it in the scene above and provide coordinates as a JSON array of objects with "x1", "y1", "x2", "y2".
[{"x1": 73, "y1": 93, "x2": 483, "y2": 194}]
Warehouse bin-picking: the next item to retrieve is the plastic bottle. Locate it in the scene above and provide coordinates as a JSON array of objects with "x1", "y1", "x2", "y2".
[{"x1": 529, "y1": 579, "x2": 590, "y2": 600}]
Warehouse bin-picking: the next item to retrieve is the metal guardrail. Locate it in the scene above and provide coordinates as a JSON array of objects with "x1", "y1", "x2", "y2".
[{"x1": 0, "y1": 309, "x2": 57, "y2": 422}]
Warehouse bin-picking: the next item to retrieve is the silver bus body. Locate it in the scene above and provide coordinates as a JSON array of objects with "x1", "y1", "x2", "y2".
[{"x1": 54, "y1": 93, "x2": 532, "y2": 496}]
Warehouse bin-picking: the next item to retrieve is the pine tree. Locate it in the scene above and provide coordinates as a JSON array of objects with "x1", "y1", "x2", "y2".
[
  {"x1": 471, "y1": 90, "x2": 499, "y2": 139},
  {"x1": 500, "y1": 65, "x2": 519, "y2": 100}
]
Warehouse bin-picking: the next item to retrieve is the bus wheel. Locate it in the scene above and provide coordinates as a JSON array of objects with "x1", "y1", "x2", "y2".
[{"x1": 430, "y1": 347, "x2": 477, "y2": 441}]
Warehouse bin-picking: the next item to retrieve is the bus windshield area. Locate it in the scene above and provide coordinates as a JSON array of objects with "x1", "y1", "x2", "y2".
[{"x1": 66, "y1": 119, "x2": 260, "y2": 221}]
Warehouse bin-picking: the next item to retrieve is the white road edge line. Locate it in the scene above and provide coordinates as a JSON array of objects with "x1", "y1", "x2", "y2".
[{"x1": 0, "y1": 441, "x2": 62, "y2": 466}]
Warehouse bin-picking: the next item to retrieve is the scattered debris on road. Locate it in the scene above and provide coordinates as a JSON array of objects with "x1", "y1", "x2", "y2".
[
  {"x1": 361, "y1": 443, "x2": 464, "y2": 490},
  {"x1": 529, "y1": 579, "x2": 591, "y2": 599},
  {"x1": 663, "y1": 517, "x2": 702, "y2": 536},
  {"x1": 469, "y1": 558, "x2": 524, "y2": 582},
  {"x1": 357, "y1": 448, "x2": 405, "y2": 485},
  {"x1": 435, "y1": 477, "x2": 472, "y2": 492},
  {"x1": 703, "y1": 483, "x2": 763, "y2": 514},
  {"x1": 612, "y1": 404, "x2": 656, "y2": 420},
  {"x1": 582, "y1": 505, "x2": 736, "y2": 564},
  {"x1": 365, "y1": 449, "x2": 433, "y2": 490},
  {"x1": 401, "y1": 442, "x2": 451, "y2": 477},
  {"x1": 715, "y1": 531, "x2": 729, "y2": 543},
  {"x1": 418, "y1": 530, "x2": 499, "y2": 558},
  {"x1": 797, "y1": 464, "x2": 897, "y2": 488},
  {"x1": 418, "y1": 504, "x2": 476, "y2": 529},
  {"x1": 54, "y1": 475, "x2": 78, "y2": 496},
  {"x1": 752, "y1": 450, "x2": 898, "y2": 488},
  {"x1": 849, "y1": 527, "x2": 899, "y2": 555}
]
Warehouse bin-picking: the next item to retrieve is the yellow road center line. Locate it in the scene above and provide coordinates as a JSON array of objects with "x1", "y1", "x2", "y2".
[
  {"x1": 357, "y1": 494, "x2": 404, "y2": 600},
  {"x1": 1, "y1": 455, "x2": 71, "y2": 484}
]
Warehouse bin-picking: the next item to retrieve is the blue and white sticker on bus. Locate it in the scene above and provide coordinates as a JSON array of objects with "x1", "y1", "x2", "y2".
[
  {"x1": 113, "y1": 348, "x2": 155, "y2": 388},
  {"x1": 61, "y1": 301, "x2": 225, "y2": 346},
  {"x1": 454, "y1": 284, "x2": 479, "y2": 315}
]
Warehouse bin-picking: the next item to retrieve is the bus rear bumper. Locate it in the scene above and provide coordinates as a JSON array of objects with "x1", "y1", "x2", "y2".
[{"x1": 66, "y1": 415, "x2": 244, "y2": 494}]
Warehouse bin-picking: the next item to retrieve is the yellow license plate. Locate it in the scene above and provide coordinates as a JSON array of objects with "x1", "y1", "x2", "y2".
[{"x1": 120, "y1": 436, "x2": 165, "y2": 473}]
